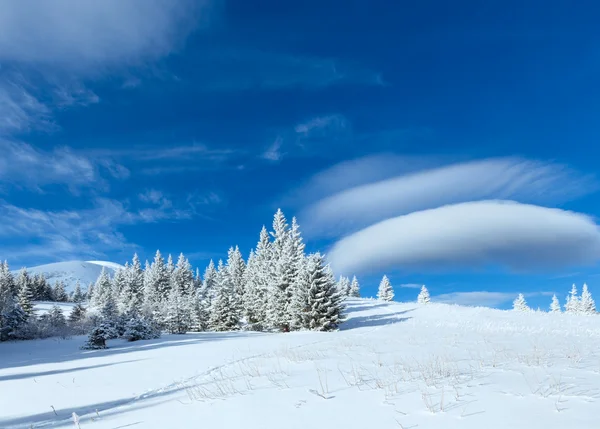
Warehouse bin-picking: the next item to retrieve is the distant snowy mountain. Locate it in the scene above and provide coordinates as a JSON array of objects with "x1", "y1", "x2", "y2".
[{"x1": 16, "y1": 261, "x2": 124, "y2": 293}]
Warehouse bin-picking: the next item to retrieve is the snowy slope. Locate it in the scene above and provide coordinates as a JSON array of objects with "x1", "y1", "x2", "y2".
[
  {"x1": 17, "y1": 261, "x2": 124, "y2": 293},
  {"x1": 1, "y1": 299, "x2": 600, "y2": 429},
  {"x1": 34, "y1": 301, "x2": 78, "y2": 317}
]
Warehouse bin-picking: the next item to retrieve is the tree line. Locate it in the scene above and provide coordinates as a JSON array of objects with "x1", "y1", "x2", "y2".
[{"x1": 1, "y1": 209, "x2": 355, "y2": 343}]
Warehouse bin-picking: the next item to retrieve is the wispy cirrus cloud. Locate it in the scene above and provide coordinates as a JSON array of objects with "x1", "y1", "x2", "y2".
[
  {"x1": 0, "y1": 140, "x2": 127, "y2": 193},
  {"x1": 263, "y1": 114, "x2": 352, "y2": 162},
  {"x1": 328, "y1": 200, "x2": 600, "y2": 275},
  {"x1": 0, "y1": 189, "x2": 222, "y2": 264},
  {"x1": 299, "y1": 157, "x2": 598, "y2": 238}
]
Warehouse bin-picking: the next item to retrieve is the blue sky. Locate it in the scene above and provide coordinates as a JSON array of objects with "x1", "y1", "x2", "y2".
[{"x1": 1, "y1": 0, "x2": 600, "y2": 309}]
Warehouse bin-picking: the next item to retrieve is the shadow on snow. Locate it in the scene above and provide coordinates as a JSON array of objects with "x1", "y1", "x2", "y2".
[{"x1": 0, "y1": 331, "x2": 269, "y2": 372}]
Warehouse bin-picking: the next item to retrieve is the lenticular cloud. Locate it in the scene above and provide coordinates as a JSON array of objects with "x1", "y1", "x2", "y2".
[{"x1": 327, "y1": 200, "x2": 600, "y2": 275}]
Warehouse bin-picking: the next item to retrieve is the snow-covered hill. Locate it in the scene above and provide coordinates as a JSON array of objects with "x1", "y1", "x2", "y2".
[
  {"x1": 1, "y1": 298, "x2": 599, "y2": 428},
  {"x1": 17, "y1": 261, "x2": 123, "y2": 293}
]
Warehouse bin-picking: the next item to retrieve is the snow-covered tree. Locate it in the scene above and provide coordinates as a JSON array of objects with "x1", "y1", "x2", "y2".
[
  {"x1": 580, "y1": 283, "x2": 596, "y2": 315},
  {"x1": 0, "y1": 265, "x2": 26, "y2": 341},
  {"x1": 512, "y1": 293, "x2": 529, "y2": 312},
  {"x1": 565, "y1": 284, "x2": 580, "y2": 314},
  {"x1": 172, "y1": 253, "x2": 195, "y2": 297},
  {"x1": 304, "y1": 253, "x2": 345, "y2": 331},
  {"x1": 143, "y1": 251, "x2": 170, "y2": 323},
  {"x1": 111, "y1": 265, "x2": 128, "y2": 299},
  {"x1": 338, "y1": 276, "x2": 351, "y2": 297},
  {"x1": 209, "y1": 260, "x2": 239, "y2": 331},
  {"x1": 0, "y1": 261, "x2": 17, "y2": 297},
  {"x1": 86, "y1": 283, "x2": 95, "y2": 301},
  {"x1": 243, "y1": 227, "x2": 271, "y2": 330},
  {"x1": 17, "y1": 277, "x2": 35, "y2": 317},
  {"x1": 68, "y1": 302, "x2": 86, "y2": 324},
  {"x1": 72, "y1": 282, "x2": 85, "y2": 303},
  {"x1": 349, "y1": 276, "x2": 361, "y2": 298},
  {"x1": 81, "y1": 325, "x2": 108, "y2": 349},
  {"x1": 164, "y1": 284, "x2": 193, "y2": 334},
  {"x1": 550, "y1": 294, "x2": 561, "y2": 313},
  {"x1": 202, "y1": 259, "x2": 218, "y2": 306},
  {"x1": 53, "y1": 281, "x2": 68, "y2": 302},
  {"x1": 119, "y1": 254, "x2": 145, "y2": 318},
  {"x1": 47, "y1": 305, "x2": 67, "y2": 330},
  {"x1": 122, "y1": 317, "x2": 160, "y2": 342},
  {"x1": 417, "y1": 285, "x2": 431, "y2": 304},
  {"x1": 90, "y1": 267, "x2": 113, "y2": 310},
  {"x1": 227, "y1": 246, "x2": 246, "y2": 322},
  {"x1": 377, "y1": 275, "x2": 394, "y2": 302}
]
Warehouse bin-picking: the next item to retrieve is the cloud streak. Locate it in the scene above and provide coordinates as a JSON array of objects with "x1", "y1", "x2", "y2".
[
  {"x1": 0, "y1": 0, "x2": 210, "y2": 71},
  {"x1": 301, "y1": 157, "x2": 597, "y2": 238},
  {"x1": 327, "y1": 200, "x2": 600, "y2": 275}
]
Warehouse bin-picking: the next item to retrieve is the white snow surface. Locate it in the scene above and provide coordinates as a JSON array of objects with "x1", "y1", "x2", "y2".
[
  {"x1": 16, "y1": 261, "x2": 124, "y2": 293},
  {"x1": 33, "y1": 301, "x2": 78, "y2": 317},
  {"x1": 1, "y1": 299, "x2": 600, "y2": 428}
]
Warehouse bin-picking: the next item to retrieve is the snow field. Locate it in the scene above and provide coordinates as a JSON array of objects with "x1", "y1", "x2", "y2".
[{"x1": 1, "y1": 299, "x2": 599, "y2": 428}]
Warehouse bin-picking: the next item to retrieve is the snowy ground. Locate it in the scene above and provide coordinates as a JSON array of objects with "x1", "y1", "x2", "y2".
[
  {"x1": 1, "y1": 299, "x2": 600, "y2": 429},
  {"x1": 34, "y1": 301, "x2": 78, "y2": 318}
]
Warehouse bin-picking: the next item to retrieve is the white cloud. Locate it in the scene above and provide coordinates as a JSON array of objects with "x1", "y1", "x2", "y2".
[
  {"x1": 0, "y1": 140, "x2": 128, "y2": 192},
  {"x1": 301, "y1": 157, "x2": 597, "y2": 238},
  {"x1": 327, "y1": 200, "x2": 600, "y2": 275},
  {"x1": 262, "y1": 136, "x2": 283, "y2": 162},
  {"x1": 399, "y1": 283, "x2": 423, "y2": 289},
  {"x1": 0, "y1": 191, "x2": 219, "y2": 263},
  {"x1": 433, "y1": 291, "x2": 555, "y2": 308},
  {"x1": 0, "y1": 0, "x2": 210, "y2": 70}
]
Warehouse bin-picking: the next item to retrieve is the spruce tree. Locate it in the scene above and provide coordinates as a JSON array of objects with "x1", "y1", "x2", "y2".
[
  {"x1": 580, "y1": 283, "x2": 596, "y2": 315},
  {"x1": 512, "y1": 293, "x2": 529, "y2": 311},
  {"x1": 48, "y1": 305, "x2": 67, "y2": 330},
  {"x1": 377, "y1": 275, "x2": 394, "y2": 302},
  {"x1": 120, "y1": 253, "x2": 144, "y2": 318},
  {"x1": 565, "y1": 284, "x2": 580, "y2": 313},
  {"x1": 0, "y1": 261, "x2": 17, "y2": 298},
  {"x1": 202, "y1": 259, "x2": 218, "y2": 306},
  {"x1": 53, "y1": 281, "x2": 68, "y2": 302},
  {"x1": 550, "y1": 294, "x2": 561, "y2": 313},
  {"x1": 243, "y1": 227, "x2": 271, "y2": 330},
  {"x1": 304, "y1": 253, "x2": 345, "y2": 331},
  {"x1": 17, "y1": 278, "x2": 35, "y2": 317},
  {"x1": 349, "y1": 276, "x2": 361, "y2": 298},
  {"x1": 209, "y1": 260, "x2": 239, "y2": 331},
  {"x1": 69, "y1": 302, "x2": 87, "y2": 324},
  {"x1": 165, "y1": 285, "x2": 192, "y2": 334},
  {"x1": 226, "y1": 246, "x2": 246, "y2": 322},
  {"x1": 111, "y1": 265, "x2": 128, "y2": 299},
  {"x1": 91, "y1": 267, "x2": 113, "y2": 310},
  {"x1": 86, "y1": 283, "x2": 95, "y2": 302},
  {"x1": 338, "y1": 276, "x2": 351, "y2": 297},
  {"x1": 417, "y1": 285, "x2": 431, "y2": 304},
  {"x1": 72, "y1": 282, "x2": 85, "y2": 303}
]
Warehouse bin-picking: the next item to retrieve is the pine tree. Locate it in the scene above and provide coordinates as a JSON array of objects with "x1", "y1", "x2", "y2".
[
  {"x1": 226, "y1": 246, "x2": 246, "y2": 323},
  {"x1": 120, "y1": 254, "x2": 144, "y2": 318},
  {"x1": 209, "y1": 260, "x2": 239, "y2": 331},
  {"x1": 68, "y1": 302, "x2": 87, "y2": 324},
  {"x1": 243, "y1": 227, "x2": 271, "y2": 330},
  {"x1": 580, "y1": 283, "x2": 596, "y2": 315},
  {"x1": 377, "y1": 275, "x2": 394, "y2": 302},
  {"x1": 143, "y1": 251, "x2": 170, "y2": 324},
  {"x1": 86, "y1": 283, "x2": 95, "y2": 302},
  {"x1": 337, "y1": 276, "x2": 351, "y2": 297},
  {"x1": 304, "y1": 253, "x2": 345, "y2": 331},
  {"x1": 90, "y1": 267, "x2": 113, "y2": 310},
  {"x1": 48, "y1": 305, "x2": 67, "y2": 330},
  {"x1": 417, "y1": 285, "x2": 431, "y2": 304},
  {"x1": 111, "y1": 265, "x2": 128, "y2": 299},
  {"x1": 202, "y1": 259, "x2": 218, "y2": 306},
  {"x1": 266, "y1": 209, "x2": 298, "y2": 332},
  {"x1": 0, "y1": 261, "x2": 17, "y2": 298},
  {"x1": 72, "y1": 282, "x2": 85, "y2": 303},
  {"x1": 550, "y1": 294, "x2": 561, "y2": 313},
  {"x1": 53, "y1": 281, "x2": 68, "y2": 302},
  {"x1": 289, "y1": 254, "x2": 310, "y2": 330},
  {"x1": 164, "y1": 284, "x2": 193, "y2": 334},
  {"x1": 349, "y1": 276, "x2": 361, "y2": 297},
  {"x1": 17, "y1": 277, "x2": 35, "y2": 317},
  {"x1": 81, "y1": 325, "x2": 108, "y2": 349},
  {"x1": 172, "y1": 253, "x2": 195, "y2": 297},
  {"x1": 0, "y1": 267, "x2": 26, "y2": 341},
  {"x1": 565, "y1": 284, "x2": 580, "y2": 313},
  {"x1": 513, "y1": 293, "x2": 529, "y2": 311}
]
